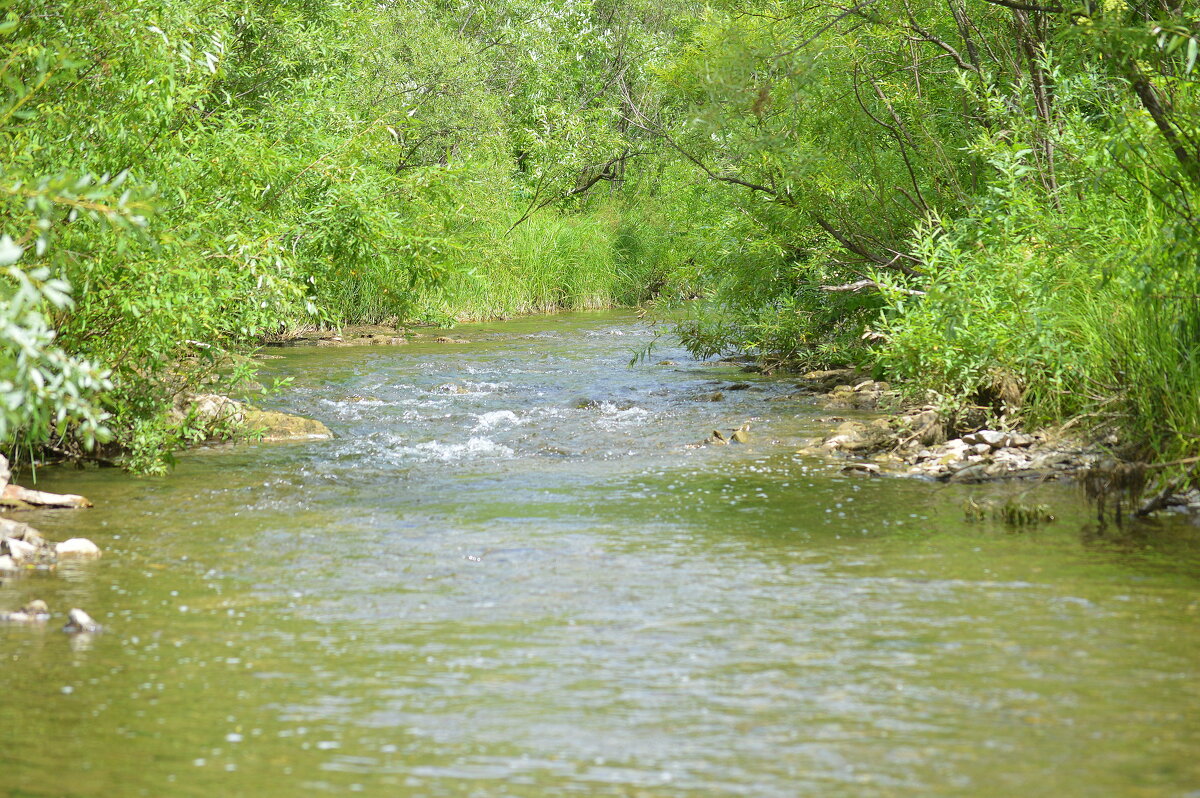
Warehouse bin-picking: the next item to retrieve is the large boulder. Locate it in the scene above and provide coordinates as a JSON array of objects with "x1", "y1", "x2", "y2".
[
  {"x1": 175, "y1": 394, "x2": 332, "y2": 443},
  {"x1": 241, "y1": 409, "x2": 333, "y2": 442}
]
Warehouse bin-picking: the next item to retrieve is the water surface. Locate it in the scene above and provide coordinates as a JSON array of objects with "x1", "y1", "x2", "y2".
[{"x1": 3, "y1": 312, "x2": 1199, "y2": 797}]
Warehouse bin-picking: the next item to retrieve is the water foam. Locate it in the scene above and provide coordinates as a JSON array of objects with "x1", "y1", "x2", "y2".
[
  {"x1": 472, "y1": 410, "x2": 522, "y2": 431},
  {"x1": 593, "y1": 402, "x2": 649, "y2": 429},
  {"x1": 411, "y1": 437, "x2": 513, "y2": 461}
]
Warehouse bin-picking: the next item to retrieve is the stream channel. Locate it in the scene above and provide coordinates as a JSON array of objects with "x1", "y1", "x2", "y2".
[{"x1": 3, "y1": 311, "x2": 1200, "y2": 797}]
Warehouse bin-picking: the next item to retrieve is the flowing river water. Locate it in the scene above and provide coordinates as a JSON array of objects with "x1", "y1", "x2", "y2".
[{"x1": 3, "y1": 311, "x2": 1199, "y2": 797}]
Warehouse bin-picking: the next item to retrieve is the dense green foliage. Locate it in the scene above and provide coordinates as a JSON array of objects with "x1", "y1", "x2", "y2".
[
  {"x1": 0, "y1": 0, "x2": 683, "y2": 468},
  {"x1": 642, "y1": 0, "x2": 1199, "y2": 469},
  {"x1": 2, "y1": 0, "x2": 1199, "y2": 475}
]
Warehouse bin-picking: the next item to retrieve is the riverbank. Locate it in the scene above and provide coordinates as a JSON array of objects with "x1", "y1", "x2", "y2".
[{"x1": 728, "y1": 364, "x2": 1200, "y2": 520}]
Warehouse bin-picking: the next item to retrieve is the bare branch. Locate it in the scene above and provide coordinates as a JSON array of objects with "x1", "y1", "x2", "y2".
[{"x1": 822, "y1": 279, "x2": 926, "y2": 295}]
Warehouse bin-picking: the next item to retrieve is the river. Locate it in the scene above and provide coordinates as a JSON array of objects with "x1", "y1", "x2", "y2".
[{"x1": 2, "y1": 311, "x2": 1199, "y2": 797}]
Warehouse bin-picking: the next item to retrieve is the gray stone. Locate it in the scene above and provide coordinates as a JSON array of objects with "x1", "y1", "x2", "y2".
[
  {"x1": 0, "y1": 517, "x2": 31, "y2": 539},
  {"x1": 963, "y1": 429, "x2": 1010, "y2": 448},
  {"x1": 3, "y1": 537, "x2": 36, "y2": 561},
  {"x1": 18, "y1": 527, "x2": 45, "y2": 549}
]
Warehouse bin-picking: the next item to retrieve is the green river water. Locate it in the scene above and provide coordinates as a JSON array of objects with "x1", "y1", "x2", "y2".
[{"x1": 2, "y1": 311, "x2": 1199, "y2": 797}]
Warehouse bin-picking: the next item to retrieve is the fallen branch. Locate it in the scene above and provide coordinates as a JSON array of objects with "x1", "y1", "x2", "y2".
[
  {"x1": 821, "y1": 279, "x2": 925, "y2": 296},
  {"x1": 1, "y1": 484, "x2": 93, "y2": 509}
]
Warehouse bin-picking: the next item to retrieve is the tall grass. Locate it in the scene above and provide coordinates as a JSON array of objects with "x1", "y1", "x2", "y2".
[
  {"x1": 431, "y1": 201, "x2": 667, "y2": 321},
  {"x1": 1076, "y1": 244, "x2": 1200, "y2": 466}
]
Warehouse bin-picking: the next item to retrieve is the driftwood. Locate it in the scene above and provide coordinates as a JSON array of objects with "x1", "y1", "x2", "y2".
[{"x1": 1, "y1": 484, "x2": 93, "y2": 509}]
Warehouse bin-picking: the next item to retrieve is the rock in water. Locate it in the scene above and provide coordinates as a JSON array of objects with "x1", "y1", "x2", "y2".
[
  {"x1": 2, "y1": 537, "x2": 37, "y2": 561},
  {"x1": 0, "y1": 518, "x2": 44, "y2": 548},
  {"x1": 1, "y1": 599, "x2": 50, "y2": 623},
  {"x1": 175, "y1": 393, "x2": 333, "y2": 443},
  {"x1": 0, "y1": 555, "x2": 16, "y2": 572},
  {"x1": 64, "y1": 608, "x2": 101, "y2": 634},
  {"x1": 55, "y1": 538, "x2": 101, "y2": 558},
  {"x1": 241, "y1": 409, "x2": 333, "y2": 442}
]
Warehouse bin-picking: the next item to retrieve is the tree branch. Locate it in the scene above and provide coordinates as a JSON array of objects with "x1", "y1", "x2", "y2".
[{"x1": 822, "y1": 278, "x2": 926, "y2": 295}]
